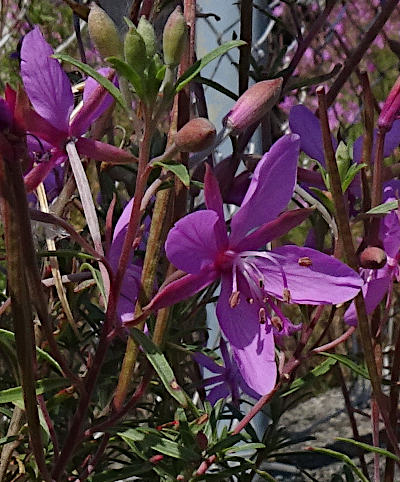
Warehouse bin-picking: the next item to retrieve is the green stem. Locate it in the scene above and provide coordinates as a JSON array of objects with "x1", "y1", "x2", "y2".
[
  {"x1": 52, "y1": 109, "x2": 154, "y2": 480},
  {"x1": 317, "y1": 86, "x2": 400, "y2": 459},
  {"x1": 114, "y1": 135, "x2": 174, "y2": 409}
]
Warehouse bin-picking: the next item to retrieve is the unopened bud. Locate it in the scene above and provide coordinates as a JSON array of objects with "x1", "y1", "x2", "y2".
[
  {"x1": 195, "y1": 432, "x2": 208, "y2": 451},
  {"x1": 124, "y1": 25, "x2": 147, "y2": 74},
  {"x1": 378, "y1": 75, "x2": 400, "y2": 131},
  {"x1": 359, "y1": 246, "x2": 387, "y2": 270},
  {"x1": 137, "y1": 16, "x2": 157, "y2": 59},
  {"x1": 163, "y1": 6, "x2": 187, "y2": 67},
  {"x1": 223, "y1": 78, "x2": 283, "y2": 135},
  {"x1": 88, "y1": 3, "x2": 123, "y2": 59},
  {"x1": 174, "y1": 118, "x2": 217, "y2": 153}
]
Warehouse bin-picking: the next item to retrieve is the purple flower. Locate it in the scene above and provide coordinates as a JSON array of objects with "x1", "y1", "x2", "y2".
[
  {"x1": 19, "y1": 26, "x2": 135, "y2": 192},
  {"x1": 194, "y1": 339, "x2": 260, "y2": 406},
  {"x1": 289, "y1": 104, "x2": 400, "y2": 168},
  {"x1": 107, "y1": 198, "x2": 142, "y2": 324},
  {"x1": 142, "y1": 135, "x2": 363, "y2": 395},
  {"x1": 345, "y1": 181, "x2": 400, "y2": 325}
]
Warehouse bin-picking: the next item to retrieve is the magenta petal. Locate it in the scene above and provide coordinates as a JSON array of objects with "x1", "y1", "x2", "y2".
[
  {"x1": 259, "y1": 246, "x2": 363, "y2": 304},
  {"x1": 109, "y1": 198, "x2": 134, "y2": 266},
  {"x1": 207, "y1": 384, "x2": 229, "y2": 405},
  {"x1": 166, "y1": 210, "x2": 226, "y2": 273},
  {"x1": 233, "y1": 208, "x2": 313, "y2": 252},
  {"x1": 354, "y1": 120, "x2": 400, "y2": 164},
  {"x1": 383, "y1": 120, "x2": 400, "y2": 157},
  {"x1": 144, "y1": 269, "x2": 218, "y2": 313},
  {"x1": 216, "y1": 276, "x2": 277, "y2": 395},
  {"x1": 70, "y1": 68, "x2": 117, "y2": 137},
  {"x1": 380, "y1": 181, "x2": 400, "y2": 258},
  {"x1": 118, "y1": 264, "x2": 142, "y2": 323},
  {"x1": 204, "y1": 164, "x2": 224, "y2": 220},
  {"x1": 22, "y1": 108, "x2": 67, "y2": 148},
  {"x1": 21, "y1": 27, "x2": 73, "y2": 132},
  {"x1": 204, "y1": 164, "x2": 228, "y2": 248},
  {"x1": 24, "y1": 153, "x2": 61, "y2": 192},
  {"x1": 193, "y1": 352, "x2": 225, "y2": 374},
  {"x1": 75, "y1": 137, "x2": 137, "y2": 163},
  {"x1": 344, "y1": 276, "x2": 391, "y2": 326},
  {"x1": 289, "y1": 105, "x2": 337, "y2": 165},
  {"x1": 230, "y1": 134, "x2": 300, "y2": 243}
]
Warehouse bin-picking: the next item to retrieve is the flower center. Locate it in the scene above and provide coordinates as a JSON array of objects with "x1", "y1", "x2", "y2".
[
  {"x1": 215, "y1": 249, "x2": 237, "y2": 272},
  {"x1": 223, "y1": 249, "x2": 297, "y2": 330}
]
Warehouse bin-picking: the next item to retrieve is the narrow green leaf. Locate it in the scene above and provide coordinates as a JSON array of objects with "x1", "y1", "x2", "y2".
[
  {"x1": 208, "y1": 433, "x2": 243, "y2": 455},
  {"x1": 120, "y1": 428, "x2": 198, "y2": 461},
  {"x1": 80, "y1": 263, "x2": 106, "y2": 306},
  {"x1": 342, "y1": 163, "x2": 367, "y2": 193},
  {"x1": 319, "y1": 352, "x2": 370, "y2": 380},
  {"x1": 175, "y1": 40, "x2": 246, "y2": 93},
  {"x1": 0, "y1": 378, "x2": 68, "y2": 404},
  {"x1": 336, "y1": 437, "x2": 400, "y2": 462},
  {"x1": 309, "y1": 187, "x2": 335, "y2": 215},
  {"x1": 106, "y1": 56, "x2": 145, "y2": 99},
  {"x1": 153, "y1": 161, "x2": 190, "y2": 188},
  {"x1": 91, "y1": 464, "x2": 154, "y2": 481},
  {"x1": 53, "y1": 53, "x2": 127, "y2": 109},
  {"x1": 131, "y1": 328, "x2": 188, "y2": 407},
  {"x1": 282, "y1": 358, "x2": 337, "y2": 397},
  {"x1": 0, "y1": 435, "x2": 19, "y2": 446},
  {"x1": 194, "y1": 76, "x2": 239, "y2": 100},
  {"x1": 224, "y1": 442, "x2": 266, "y2": 453},
  {"x1": 367, "y1": 200, "x2": 398, "y2": 215},
  {"x1": 308, "y1": 447, "x2": 369, "y2": 482},
  {"x1": 0, "y1": 329, "x2": 62, "y2": 374}
]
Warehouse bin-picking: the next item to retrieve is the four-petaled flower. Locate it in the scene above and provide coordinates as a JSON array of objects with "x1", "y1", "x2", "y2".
[
  {"x1": 140, "y1": 134, "x2": 363, "y2": 395},
  {"x1": 19, "y1": 26, "x2": 135, "y2": 192}
]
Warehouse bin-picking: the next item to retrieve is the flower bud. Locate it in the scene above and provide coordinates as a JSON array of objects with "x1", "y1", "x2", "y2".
[
  {"x1": 359, "y1": 246, "x2": 387, "y2": 269},
  {"x1": 174, "y1": 118, "x2": 216, "y2": 152},
  {"x1": 162, "y1": 6, "x2": 187, "y2": 67},
  {"x1": 88, "y1": 3, "x2": 123, "y2": 59},
  {"x1": 124, "y1": 25, "x2": 147, "y2": 74},
  {"x1": 137, "y1": 16, "x2": 157, "y2": 59},
  {"x1": 223, "y1": 78, "x2": 283, "y2": 135},
  {"x1": 378, "y1": 75, "x2": 400, "y2": 131},
  {"x1": 195, "y1": 432, "x2": 208, "y2": 451}
]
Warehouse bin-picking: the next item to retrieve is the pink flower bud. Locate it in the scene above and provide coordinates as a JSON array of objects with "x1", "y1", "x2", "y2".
[
  {"x1": 378, "y1": 75, "x2": 400, "y2": 131},
  {"x1": 359, "y1": 246, "x2": 387, "y2": 269},
  {"x1": 174, "y1": 118, "x2": 216, "y2": 152},
  {"x1": 223, "y1": 78, "x2": 283, "y2": 134}
]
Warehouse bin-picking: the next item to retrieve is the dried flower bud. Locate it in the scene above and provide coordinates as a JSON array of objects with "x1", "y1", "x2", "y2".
[
  {"x1": 223, "y1": 78, "x2": 283, "y2": 135},
  {"x1": 195, "y1": 432, "x2": 208, "y2": 451},
  {"x1": 174, "y1": 118, "x2": 217, "y2": 152},
  {"x1": 162, "y1": 6, "x2": 187, "y2": 67},
  {"x1": 378, "y1": 75, "x2": 400, "y2": 131},
  {"x1": 359, "y1": 246, "x2": 387, "y2": 270},
  {"x1": 137, "y1": 16, "x2": 157, "y2": 59},
  {"x1": 124, "y1": 25, "x2": 147, "y2": 74},
  {"x1": 88, "y1": 3, "x2": 123, "y2": 59}
]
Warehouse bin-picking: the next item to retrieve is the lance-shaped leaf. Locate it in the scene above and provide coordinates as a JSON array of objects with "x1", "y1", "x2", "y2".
[{"x1": 131, "y1": 328, "x2": 188, "y2": 407}]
